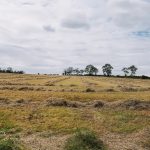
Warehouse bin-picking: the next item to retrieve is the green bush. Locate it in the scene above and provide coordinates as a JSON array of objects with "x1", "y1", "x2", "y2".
[
  {"x1": 0, "y1": 138, "x2": 23, "y2": 150},
  {"x1": 64, "y1": 129, "x2": 106, "y2": 150}
]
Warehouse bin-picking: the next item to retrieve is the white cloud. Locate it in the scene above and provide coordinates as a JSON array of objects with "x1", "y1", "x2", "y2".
[
  {"x1": 0, "y1": 0, "x2": 150, "y2": 75},
  {"x1": 107, "y1": 0, "x2": 150, "y2": 29}
]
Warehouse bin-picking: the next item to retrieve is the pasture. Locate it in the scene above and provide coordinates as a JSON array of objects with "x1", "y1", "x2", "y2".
[{"x1": 0, "y1": 73, "x2": 150, "y2": 150}]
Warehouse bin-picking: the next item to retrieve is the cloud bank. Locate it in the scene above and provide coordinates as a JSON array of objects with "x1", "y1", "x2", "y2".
[{"x1": 0, "y1": 0, "x2": 150, "y2": 75}]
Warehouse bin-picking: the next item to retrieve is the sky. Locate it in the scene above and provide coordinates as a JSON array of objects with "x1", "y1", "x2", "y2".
[{"x1": 0, "y1": 0, "x2": 150, "y2": 75}]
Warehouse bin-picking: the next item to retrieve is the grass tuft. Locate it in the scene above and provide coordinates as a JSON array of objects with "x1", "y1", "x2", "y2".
[
  {"x1": 64, "y1": 128, "x2": 106, "y2": 150},
  {"x1": 0, "y1": 138, "x2": 24, "y2": 150}
]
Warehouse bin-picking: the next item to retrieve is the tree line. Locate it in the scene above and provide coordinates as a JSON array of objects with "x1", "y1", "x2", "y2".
[
  {"x1": 0, "y1": 67, "x2": 24, "y2": 74},
  {"x1": 63, "y1": 64, "x2": 138, "y2": 77}
]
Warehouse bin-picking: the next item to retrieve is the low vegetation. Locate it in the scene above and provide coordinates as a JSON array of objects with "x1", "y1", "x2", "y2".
[
  {"x1": 64, "y1": 129, "x2": 106, "y2": 150},
  {"x1": 0, "y1": 138, "x2": 25, "y2": 150}
]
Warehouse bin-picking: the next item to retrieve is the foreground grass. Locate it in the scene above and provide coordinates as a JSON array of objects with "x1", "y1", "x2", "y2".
[
  {"x1": 64, "y1": 129, "x2": 106, "y2": 150},
  {"x1": 0, "y1": 112, "x2": 21, "y2": 134},
  {"x1": 0, "y1": 107, "x2": 149, "y2": 134},
  {"x1": 96, "y1": 110, "x2": 150, "y2": 133},
  {"x1": 0, "y1": 138, "x2": 25, "y2": 150},
  {"x1": 142, "y1": 139, "x2": 150, "y2": 149}
]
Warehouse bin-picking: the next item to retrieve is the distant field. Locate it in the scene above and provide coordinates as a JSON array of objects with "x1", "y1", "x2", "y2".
[{"x1": 0, "y1": 73, "x2": 150, "y2": 150}]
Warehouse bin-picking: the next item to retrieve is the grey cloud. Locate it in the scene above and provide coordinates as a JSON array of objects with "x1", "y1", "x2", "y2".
[
  {"x1": 43, "y1": 25, "x2": 55, "y2": 32},
  {"x1": 22, "y1": 2, "x2": 35, "y2": 6},
  {"x1": 62, "y1": 20, "x2": 89, "y2": 29},
  {"x1": 61, "y1": 13, "x2": 90, "y2": 29}
]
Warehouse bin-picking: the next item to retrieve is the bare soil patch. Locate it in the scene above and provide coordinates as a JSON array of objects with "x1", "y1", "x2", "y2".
[
  {"x1": 21, "y1": 133, "x2": 70, "y2": 150},
  {"x1": 102, "y1": 128, "x2": 150, "y2": 150}
]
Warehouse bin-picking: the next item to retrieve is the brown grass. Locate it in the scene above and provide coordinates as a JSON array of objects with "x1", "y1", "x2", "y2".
[{"x1": 0, "y1": 73, "x2": 150, "y2": 150}]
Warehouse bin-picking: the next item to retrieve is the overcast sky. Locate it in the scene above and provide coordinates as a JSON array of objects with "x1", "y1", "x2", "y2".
[{"x1": 0, "y1": 0, "x2": 150, "y2": 75}]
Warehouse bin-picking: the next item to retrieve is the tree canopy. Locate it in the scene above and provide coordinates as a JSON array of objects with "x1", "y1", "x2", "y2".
[
  {"x1": 102, "y1": 64, "x2": 113, "y2": 76},
  {"x1": 85, "y1": 65, "x2": 98, "y2": 75}
]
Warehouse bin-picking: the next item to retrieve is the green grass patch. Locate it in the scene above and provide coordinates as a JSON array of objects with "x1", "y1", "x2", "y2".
[
  {"x1": 97, "y1": 110, "x2": 150, "y2": 133},
  {"x1": 64, "y1": 128, "x2": 106, "y2": 150},
  {"x1": 0, "y1": 138, "x2": 25, "y2": 150},
  {"x1": 0, "y1": 111, "x2": 22, "y2": 134}
]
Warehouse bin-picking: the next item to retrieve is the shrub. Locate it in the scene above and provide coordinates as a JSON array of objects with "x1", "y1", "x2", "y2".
[
  {"x1": 64, "y1": 129, "x2": 106, "y2": 150},
  {"x1": 0, "y1": 138, "x2": 23, "y2": 150},
  {"x1": 86, "y1": 88, "x2": 95, "y2": 92}
]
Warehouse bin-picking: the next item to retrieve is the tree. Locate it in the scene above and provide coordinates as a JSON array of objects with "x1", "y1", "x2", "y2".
[
  {"x1": 128, "y1": 65, "x2": 138, "y2": 76},
  {"x1": 64, "y1": 67, "x2": 74, "y2": 75},
  {"x1": 79, "y1": 69, "x2": 85, "y2": 75},
  {"x1": 122, "y1": 67, "x2": 129, "y2": 76},
  {"x1": 85, "y1": 65, "x2": 98, "y2": 75},
  {"x1": 6, "y1": 67, "x2": 13, "y2": 73},
  {"x1": 73, "y1": 68, "x2": 80, "y2": 75},
  {"x1": 102, "y1": 64, "x2": 113, "y2": 76}
]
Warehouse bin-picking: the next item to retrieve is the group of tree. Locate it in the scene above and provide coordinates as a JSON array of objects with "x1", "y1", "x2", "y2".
[
  {"x1": 122, "y1": 65, "x2": 138, "y2": 76},
  {"x1": 0, "y1": 67, "x2": 24, "y2": 74},
  {"x1": 63, "y1": 64, "x2": 138, "y2": 77}
]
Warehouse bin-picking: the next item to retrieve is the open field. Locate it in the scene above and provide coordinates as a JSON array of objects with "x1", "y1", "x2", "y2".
[{"x1": 0, "y1": 73, "x2": 150, "y2": 150}]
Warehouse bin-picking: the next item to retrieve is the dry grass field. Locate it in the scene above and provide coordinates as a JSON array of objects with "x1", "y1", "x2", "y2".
[{"x1": 0, "y1": 73, "x2": 150, "y2": 150}]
